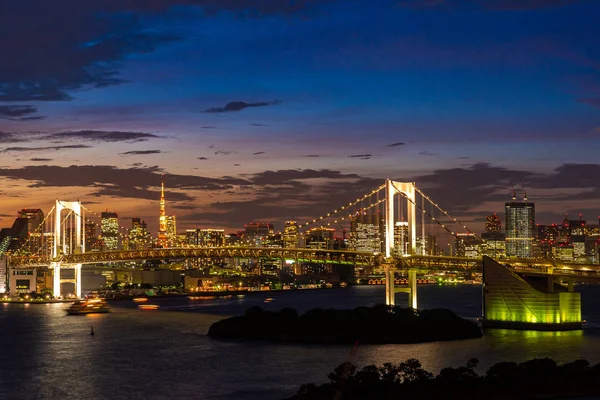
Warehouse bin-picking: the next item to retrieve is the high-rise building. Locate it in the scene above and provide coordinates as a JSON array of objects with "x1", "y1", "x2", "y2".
[
  {"x1": 505, "y1": 201, "x2": 535, "y2": 258},
  {"x1": 244, "y1": 222, "x2": 274, "y2": 246},
  {"x1": 304, "y1": 228, "x2": 335, "y2": 250},
  {"x1": 101, "y1": 211, "x2": 119, "y2": 251},
  {"x1": 485, "y1": 213, "x2": 502, "y2": 233},
  {"x1": 416, "y1": 235, "x2": 437, "y2": 256},
  {"x1": 283, "y1": 221, "x2": 299, "y2": 248},
  {"x1": 128, "y1": 218, "x2": 151, "y2": 250},
  {"x1": 394, "y1": 222, "x2": 409, "y2": 255},
  {"x1": 85, "y1": 221, "x2": 98, "y2": 252},
  {"x1": 158, "y1": 175, "x2": 167, "y2": 247},
  {"x1": 349, "y1": 210, "x2": 382, "y2": 253},
  {"x1": 186, "y1": 228, "x2": 225, "y2": 247},
  {"x1": 17, "y1": 209, "x2": 44, "y2": 255},
  {"x1": 166, "y1": 215, "x2": 177, "y2": 247},
  {"x1": 455, "y1": 233, "x2": 481, "y2": 258}
]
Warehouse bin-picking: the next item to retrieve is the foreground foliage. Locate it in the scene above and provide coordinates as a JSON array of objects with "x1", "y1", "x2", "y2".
[
  {"x1": 289, "y1": 357, "x2": 600, "y2": 399},
  {"x1": 207, "y1": 304, "x2": 482, "y2": 344}
]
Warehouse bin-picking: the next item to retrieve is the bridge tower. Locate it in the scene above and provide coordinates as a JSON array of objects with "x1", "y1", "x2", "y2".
[
  {"x1": 52, "y1": 200, "x2": 85, "y2": 299},
  {"x1": 384, "y1": 179, "x2": 417, "y2": 307},
  {"x1": 385, "y1": 180, "x2": 416, "y2": 258}
]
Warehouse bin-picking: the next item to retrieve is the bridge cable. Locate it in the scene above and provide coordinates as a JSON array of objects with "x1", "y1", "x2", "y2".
[
  {"x1": 298, "y1": 184, "x2": 386, "y2": 231},
  {"x1": 413, "y1": 185, "x2": 479, "y2": 239}
]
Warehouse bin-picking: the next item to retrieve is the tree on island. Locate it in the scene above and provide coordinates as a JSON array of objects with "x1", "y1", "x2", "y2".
[{"x1": 289, "y1": 357, "x2": 600, "y2": 399}]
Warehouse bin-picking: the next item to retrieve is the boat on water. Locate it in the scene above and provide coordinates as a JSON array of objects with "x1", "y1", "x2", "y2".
[{"x1": 66, "y1": 299, "x2": 110, "y2": 315}]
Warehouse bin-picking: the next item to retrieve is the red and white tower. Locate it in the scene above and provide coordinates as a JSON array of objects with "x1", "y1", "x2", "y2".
[{"x1": 158, "y1": 175, "x2": 167, "y2": 247}]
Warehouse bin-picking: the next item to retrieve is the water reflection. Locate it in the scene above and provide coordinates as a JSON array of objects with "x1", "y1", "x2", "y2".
[{"x1": 1, "y1": 286, "x2": 600, "y2": 400}]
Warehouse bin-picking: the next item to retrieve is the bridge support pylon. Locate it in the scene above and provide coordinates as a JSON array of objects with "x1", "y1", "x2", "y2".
[
  {"x1": 52, "y1": 262, "x2": 82, "y2": 299},
  {"x1": 394, "y1": 269, "x2": 418, "y2": 309},
  {"x1": 385, "y1": 264, "x2": 395, "y2": 306}
]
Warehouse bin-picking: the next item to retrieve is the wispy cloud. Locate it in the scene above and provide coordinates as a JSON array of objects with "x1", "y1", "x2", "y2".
[
  {"x1": 2, "y1": 144, "x2": 91, "y2": 152},
  {"x1": 44, "y1": 130, "x2": 160, "y2": 143},
  {"x1": 120, "y1": 150, "x2": 162, "y2": 155},
  {"x1": 203, "y1": 100, "x2": 280, "y2": 113},
  {"x1": 386, "y1": 142, "x2": 405, "y2": 147}
]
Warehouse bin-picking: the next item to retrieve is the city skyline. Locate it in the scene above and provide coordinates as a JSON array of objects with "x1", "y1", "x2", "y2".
[{"x1": 1, "y1": 1, "x2": 600, "y2": 233}]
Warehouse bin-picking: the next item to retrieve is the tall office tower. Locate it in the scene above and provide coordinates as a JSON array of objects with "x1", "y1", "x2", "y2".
[
  {"x1": 304, "y1": 227, "x2": 335, "y2": 250},
  {"x1": 394, "y1": 221, "x2": 409, "y2": 255},
  {"x1": 100, "y1": 211, "x2": 119, "y2": 251},
  {"x1": 505, "y1": 200, "x2": 535, "y2": 258},
  {"x1": 283, "y1": 221, "x2": 299, "y2": 248},
  {"x1": 129, "y1": 218, "x2": 151, "y2": 250},
  {"x1": 85, "y1": 221, "x2": 98, "y2": 252},
  {"x1": 17, "y1": 209, "x2": 44, "y2": 255},
  {"x1": 158, "y1": 175, "x2": 168, "y2": 247},
  {"x1": 485, "y1": 213, "x2": 502, "y2": 233},
  {"x1": 349, "y1": 210, "x2": 381, "y2": 253},
  {"x1": 165, "y1": 215, "x2": 177, "y2": 247}
]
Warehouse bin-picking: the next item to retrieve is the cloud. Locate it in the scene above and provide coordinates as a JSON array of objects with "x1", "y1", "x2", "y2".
[
  {"x1": 198, "y1": 157, "x2": 209, "y2": 160},
  {"x1": 0, "y1": 132, "x2": 27, "y2": 144},
  {"x1": 0, "y1": 105, "x2": 44, "y2": 121},
  {"x1": 203, "y1": 100, "x2": 280, "y2": 113},
  {"x1": 0, "y1": 2, "x2": 329, "y2": 102},
  {"x1": 250, "y1": 123, "x2": 268, "y2": 126},
  {"x1": 348, "y1": 154, "x2": 373, "y2": 159},
  {"x1": 30, "y1": 158, "x2": 53, "y2": 162},
  {"x1": 303, "y1": 154, "x2": 321, "y2": 158},
  {"x1": 419, "y1": 151, "x2": 436, "y2": 156},
  {"x1": 201, "y1": 126, "x2": 217, "y2": 129},
  {"x1": 2, "y1": 144, "x2": 92, "y2": 152},
  {"x1": 215, "y1": 150, "x2": 236, "y2": 155},
  {"x1": 386, "y1": 142, "x2": 405, "y2": 147},
  {"x1": 120, "y1": 150, "x2": 162, "y2": 155},
  {"x1": 0, "y1": 165, "x2": 249, "y2": 201},
  {"x1": 44, "y1": 130, "x2": 160, "y2": 143},
  {"x1": 248, "y1": 169, "x2": 363, "y2": 186},
  {"x1": 253, "y1": 151, "x2": 266, "y2": 155}
]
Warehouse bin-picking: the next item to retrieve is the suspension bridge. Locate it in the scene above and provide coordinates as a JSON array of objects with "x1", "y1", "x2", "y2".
[{"x1": 3, "y1": 179, "x2": 600, "y2": 329}]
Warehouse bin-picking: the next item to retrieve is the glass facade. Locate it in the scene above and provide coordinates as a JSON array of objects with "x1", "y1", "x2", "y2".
[
  {"x1": 505, "y1": 202, "x2": 535, "y2": 258},
  {"x1": 483, "y1": 257, "x2": 581, "y2": 329}
]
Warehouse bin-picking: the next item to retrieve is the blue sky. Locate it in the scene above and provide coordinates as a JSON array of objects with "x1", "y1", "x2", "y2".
[{"x1": 0, "y1": 0, "x2": 599, "y2": 232}]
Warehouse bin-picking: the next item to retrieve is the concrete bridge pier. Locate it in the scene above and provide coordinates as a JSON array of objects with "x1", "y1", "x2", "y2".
[
  {"x1": 384, "y1": 264, "x2": 395, "y2": 306},
  {"x1": 52, "y1": 262, "x2": 82, "y2": 299},
  {"x1": 385, "y1": 265, "x2": 418, "y2": 309}
]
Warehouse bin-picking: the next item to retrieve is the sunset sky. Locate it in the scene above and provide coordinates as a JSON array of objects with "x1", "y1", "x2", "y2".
[{"x1": 1, "y1": 0, "x2": 599, "y2": 234}]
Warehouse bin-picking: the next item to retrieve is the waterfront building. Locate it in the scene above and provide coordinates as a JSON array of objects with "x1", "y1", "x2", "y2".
[
  {"x1": 101, "y1": 211, "x2": 119, "y2": 251},
  {"x1": 505, "y1": 200, "x2": 535, "y2": 258},
  {"x1": 480, "y1": 232, "x2": 506, "y2": 258},
  {"x1": 553, "y1": 244, "x2": 574, "y2": 262},
  {"x1": 283, "y1": 221, "x2": 299, "y2": 248}
]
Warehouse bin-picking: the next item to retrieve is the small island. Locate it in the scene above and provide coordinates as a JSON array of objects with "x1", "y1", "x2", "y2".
[{"x1": 207, "y1": 304, "x2": 482, "y2": 344}]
